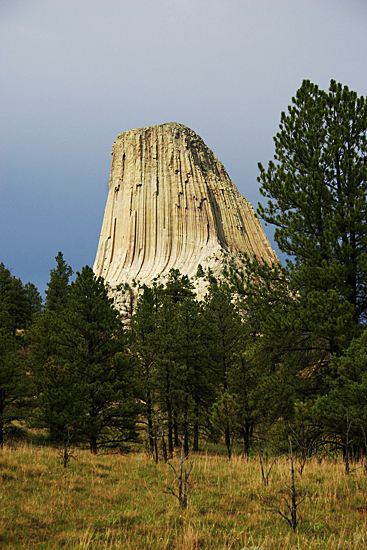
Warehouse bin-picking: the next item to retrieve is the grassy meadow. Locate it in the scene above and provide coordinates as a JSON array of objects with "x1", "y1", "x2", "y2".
[{"x1": 1, "y1": 444, "x2": 367, "y2": 549}]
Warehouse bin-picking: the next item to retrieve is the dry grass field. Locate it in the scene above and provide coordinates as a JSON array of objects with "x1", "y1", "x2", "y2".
[{"x1": 1, "y1": 444, "x2": 367, "y2": 549}]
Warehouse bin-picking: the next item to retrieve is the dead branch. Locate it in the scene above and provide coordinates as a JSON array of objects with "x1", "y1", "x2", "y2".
[
  {"x1": 271, "y1": 436, "x2": 307, "y2": 530},
  {"x1": 258, "y1": 437, "x2": 278, "y2": 486},
  {"x1": 164, "y1": 444, "x2": 194, "y2": 508}
]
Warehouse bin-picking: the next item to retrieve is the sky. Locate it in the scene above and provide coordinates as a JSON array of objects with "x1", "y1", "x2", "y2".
[{"x1": 1, "y1": 0, "x2": 367, "y2": 297}]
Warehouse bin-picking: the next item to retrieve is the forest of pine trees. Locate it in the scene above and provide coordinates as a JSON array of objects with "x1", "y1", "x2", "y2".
[{"x1": 1, "y1": 79, "x2": 366, "y2": 466}]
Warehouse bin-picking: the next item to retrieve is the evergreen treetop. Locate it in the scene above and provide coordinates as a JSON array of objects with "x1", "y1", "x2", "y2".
[
  {"x1": 45, "y1": 252, "x2": 73, "y2": 312},
  {"x1": 257, "y1": 79, "x2": 367, "y2": 352}
]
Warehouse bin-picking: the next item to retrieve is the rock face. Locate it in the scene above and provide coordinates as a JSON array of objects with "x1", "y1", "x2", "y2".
[{"x1": 93, "y1": 122, "x2": 277, "y2": 294}]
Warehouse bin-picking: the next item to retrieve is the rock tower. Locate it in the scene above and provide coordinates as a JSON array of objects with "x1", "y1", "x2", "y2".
[{"x1": 93, "y1": 122, "x2": 277, "y2": 298}]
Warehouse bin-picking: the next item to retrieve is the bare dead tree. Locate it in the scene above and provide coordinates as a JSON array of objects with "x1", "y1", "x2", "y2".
[
  {"x1": 272, "y1": 436, "x2": 307, "y2": 531},
  {"x1": 58, "y1": 428, "x2": 77, "y2": 468},
  {"x1": 165, "y1": 444, "x2": 194, "y2": 509},
  {"x1": 258, "y1": 437, "x2": 277, "y2": 486},
  {"x1": 287, "y1": 423, "x2": 315, "y2": 476}
]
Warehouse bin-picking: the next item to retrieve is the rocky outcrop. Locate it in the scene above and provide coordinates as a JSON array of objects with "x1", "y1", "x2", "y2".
[{"x1": 93, "y1": 122, "x2": 277, "y2": 296}]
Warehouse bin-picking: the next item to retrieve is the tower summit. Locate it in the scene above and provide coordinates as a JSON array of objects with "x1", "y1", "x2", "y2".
[{"x1": 93, "y1": 123, "x2": 277, "y2": 290}]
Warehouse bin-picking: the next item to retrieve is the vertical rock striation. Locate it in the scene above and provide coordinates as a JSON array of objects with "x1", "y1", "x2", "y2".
[{"x1": 93, "y1": 122, "x2": 277, "y2": 291}]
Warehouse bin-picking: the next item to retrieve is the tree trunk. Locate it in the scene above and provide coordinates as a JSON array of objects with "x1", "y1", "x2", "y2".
[
  {"x1": 182, "y1": 419, "x2": 189, "y2": 457},
  {"x1": 183, "y1": 431, "x2": 189, "y2": 458},
  {"x1": 147, "y1": 390, "x2": 155, "y2": 455},
  {"x1": 193, "y1": 422, "x2": 199, "y2": 452},
  {"x1": 161, "y1": 429, "x2": 168, "y2": 462},
  {"x1": 182, "y1": 398, "x2": 189, "y2": 457},
  {"x1": 167, "y1": 419, "x2": 173, "y2": 458},
  {"x1": 243, "y1": 431, "x2": 249, "y2": 458},
  {"x1": 0, "y1": 397, "x2": 5, "y2": 447},
  {"x1": 193, "y1": 400, "x2": 199, "y2": 451},
  {"x1": 174, "y1": 414, "x2": 180, "y2": 447},
  {"x1": 166, "y1": 399, "x2": 173, "y2": 457},
  {"x1": 225, "y1": 426, "x2": 231, "y2": 460},
  {"x1": 154, "y1": 434, "x2": 159, "y2": 463},
  {"x1": 165, "y1": 368, "x2": 174, "y2": 457},
  {"x1": 90, "y1": 436, "x2": 98, "y2": 454},
  {"x1": 242, "y1": 422, "x2": 252, "y2": 458}
]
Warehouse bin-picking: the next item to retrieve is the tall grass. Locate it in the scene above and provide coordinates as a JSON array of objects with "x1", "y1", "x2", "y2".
[{"x1": 1, "y1": 444, "x2": 367, "y2": 548}]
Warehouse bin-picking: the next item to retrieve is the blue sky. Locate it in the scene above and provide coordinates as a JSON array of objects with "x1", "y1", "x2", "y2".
[{"x1": 1, "y1": 0, "x2": 366, "y2": 296}]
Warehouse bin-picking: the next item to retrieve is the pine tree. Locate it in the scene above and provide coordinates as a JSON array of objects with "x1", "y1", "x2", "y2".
[
  {"x1": 23, "y1": 282, "x2": 43, "y2": 315},
  {"x1": 169, "y1": 296, "x2": 211, "y2": 455},
  {"x1": 28, "y1": 304, "x2": 93, "y2": 444},
  {"x1": 134, "y1": 270, "x2": 210, "y2": 457},
  {"x1": 27, "y1": 253, "x2": 74, "y2": 442},
  {"x1": 0, "y1": 263, "x2": 36, "y2": 445},
  {"x1": 154, "y1": 270, "x2": 196, "y2": 455},
  {"x1": 0, "y1": 263, "x2": 32, "y2": 335},
  {"x1": 210, "y1": 391, "x2": 241, "y2": 460},
  {"x1": 29, "y1": 263, "x2": 139, "y2": 450},
  {"x1": 130, "y1": 283, "x2": 163, "y2": 455},
  {"x1": 45, "y1": 252, "x2": 73, "y2": 312},
  {"x1": 257, "y1": 79, "x2": 367, "y2": 354},
  {"x1": 0, "y1": 328, "x2": 27, "y2": 446},
  {"x1": 65, "y1": 266, "x2": 139, "y2": 453},
  {"x1": 203, "y1": 284, "x2": 244, "y2": 457},
  {"x1": 313, "y1": 328, "x2": 367, "y2": 463}
]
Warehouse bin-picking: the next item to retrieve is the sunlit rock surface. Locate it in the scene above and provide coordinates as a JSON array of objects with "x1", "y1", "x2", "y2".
[{"x1": 93, "y1": 122, "x2": 277, "y2": 296}]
